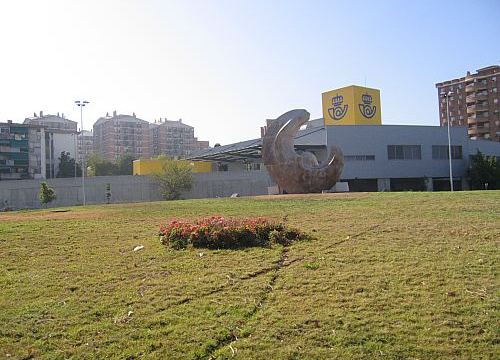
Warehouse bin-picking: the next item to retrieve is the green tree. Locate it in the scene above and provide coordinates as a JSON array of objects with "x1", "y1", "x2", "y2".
[
  {"x1": 468, "y1": 151, "x2": 500, "y2": 190},
  {"x1": 153, "y1": 159, "x2": 193, "y2": 200},
  {"x1": 56, "y1": 151, "x2": 82, "y2": 178},
  {"x1": 116, "y1": 154, "x2": 136, "y2": 175},
  {"x1": 38, "y1": 182, "x2": 56, "y2": 207},
  {"x1": 87, "y1": 153, "x2": 118, "y2": 176}
]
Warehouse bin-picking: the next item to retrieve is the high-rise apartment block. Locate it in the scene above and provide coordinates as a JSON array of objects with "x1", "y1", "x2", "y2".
[
  {"x1": 436, "y1": 65, "x2": 500, "y2": 141},
  {"x1": 77, "y1": 130, "x2": 94, "y2": 164},
  {"x1": 24, "y1": 111, "x2": 78, "y2": 177},
  {"x1": 93, "y1": 112, "x2": 151, "y2": 162},
  {"x1": 150, "y1": 119, "x2": 208, "y2": 158},
  {"x1": 1, "y1": 110, "x2": 209, "y2": 180},
  {"x1": 0, "y1": 121, "x2": 46, "y2": 180}
]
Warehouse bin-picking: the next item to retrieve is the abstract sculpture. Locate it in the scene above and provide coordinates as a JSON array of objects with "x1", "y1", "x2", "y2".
[{"x1": 262, "y1": 109, "x2": 344, "y2": 194}]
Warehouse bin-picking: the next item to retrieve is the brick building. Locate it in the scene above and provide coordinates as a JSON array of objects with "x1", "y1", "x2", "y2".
[
  {"x1": 93, "y1": 112, "x2": 151, "y2": 162},
  {"x1": 150, "y1": 118, "x2": 209, "y2": 158},
  {"x1": 77, "y1": 130, "x2": 94, "y2": 164},
  {"x1": 436, "y1": 65, "x2": 500, "y2": 141}
]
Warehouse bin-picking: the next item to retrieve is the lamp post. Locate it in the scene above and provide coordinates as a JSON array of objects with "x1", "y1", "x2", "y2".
[
  {"x1": 442, "y1": 91, "x2": 454, "y2": 192},
  {"x1": 75, "y1": 100, "x2": 89, "y2": 205}
]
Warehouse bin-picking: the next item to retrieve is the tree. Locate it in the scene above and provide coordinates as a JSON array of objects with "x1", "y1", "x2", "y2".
[
  {"x1": 116, "y1": 154, "x2": 136, "y2": 175},
  {"x1": 87, "y1": 153, "x2": 118, "y2": 176},
  {"x1": 39, "y1": 182, "x2": 56, "y2": 207},
  {"x1": 153, "y1": 159, "x2": 193, "y2": 200},
  {"x1": 468, "y1": 151, "x2": 500, "y2": 190},
  {"x1": 57, "y1": 151, "x2": 82, "y2": 178}
]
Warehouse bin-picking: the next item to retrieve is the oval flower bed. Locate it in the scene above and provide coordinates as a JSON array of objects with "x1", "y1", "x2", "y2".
[{"x1": 159, "y1": 216, "x2": 308, "y2": 250}]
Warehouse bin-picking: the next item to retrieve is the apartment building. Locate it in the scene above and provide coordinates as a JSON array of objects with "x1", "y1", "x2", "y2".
[
  {"x1": 150, "y1": 118, "x2": 209, "y2": 158},
  {"x1": 77, "y1": 130, "x2": 94, "y2": 164},
  {"x1": 436, "y1": 65, "x2": 500, "y2": 141},
  {"x1": 24, "y1": 111, "x2": 78, "y2": 177},
  {"x1": 0, "y1": 121, "x2": 45, "y2": 180},
  {"x1": 93, "y1": 112, "x2": 151, "y2": 162}
]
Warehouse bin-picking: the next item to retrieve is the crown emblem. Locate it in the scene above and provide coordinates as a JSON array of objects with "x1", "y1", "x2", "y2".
[
  {"x1": 333, "y1": 94, "x2": 343, "y2": 107},
  {"x1": 358, "y1": 93, "x2": 376, "y2": 119},
  {"x1": 362, "y1": 94, "x2": 372, "y2": 105},
  {"x1": 328, "y1": 93, "x2": 348, "y2": 121}
]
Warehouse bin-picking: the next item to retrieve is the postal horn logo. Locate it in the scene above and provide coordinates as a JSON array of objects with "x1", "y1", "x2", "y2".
[
  {"x1": 328, "y1": 94, "x2": 348, "y2": 121},
  {"x1": 359, "y1": 93, "x2": 376, "y2": 119}
]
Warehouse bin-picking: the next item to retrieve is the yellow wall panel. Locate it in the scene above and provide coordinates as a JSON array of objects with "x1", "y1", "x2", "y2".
[
  {"x1": 323, "y1": 85, "x2": 381, "y2": 125},
  {"x1": 133, "y1": 159, "x2": 212, "y2": 175}
]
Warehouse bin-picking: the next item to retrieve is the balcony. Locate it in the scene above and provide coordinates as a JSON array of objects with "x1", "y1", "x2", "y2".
[
  {"x1": 467, "y1": 105, "x2": 476, "y2": 114},
  {"x1": 466, "y1": 94, "x2": 476, "y2": 103},
  {"x1": 468, "y1": 127, "x2": 478, "y2": 135},
  {"x1": 477, "y1": 126, "x2": 490, "y2": 134},
  {"x1": 467, "y1": 116, "x2": 477, "y2": 125},
  {"x1": 475, "y1": 91, "x2": 488, "y2": 100},
  {"x1": 465, "y1": 83, "x2": 475, "y2": 93},
  {"x1": 475, "y1": 102, "x2": 489, "y2": 111},
  {"x1": 476, "y1": 81, "x2": 488, "y2": 90}
]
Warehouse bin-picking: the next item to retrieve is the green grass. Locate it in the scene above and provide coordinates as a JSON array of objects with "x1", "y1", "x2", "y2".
[{"x1": 0, "y1": 192, "x2": 499, "y2": 359}]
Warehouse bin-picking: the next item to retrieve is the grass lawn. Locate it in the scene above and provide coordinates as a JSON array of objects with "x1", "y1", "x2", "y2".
[{"x1": 0, "y1": 191, "x2": 499, "y2": 359}]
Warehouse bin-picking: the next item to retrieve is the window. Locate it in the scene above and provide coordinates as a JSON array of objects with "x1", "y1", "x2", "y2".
[
  {"x1": 344, "y1": 155, "x2": 376, "y2": 161},
  {"x1": 387, "y1": 145, "x2": 421, "y2": 160},
  {"x1": 432, "y1": 145, "x2": 462, "y2": 159}
]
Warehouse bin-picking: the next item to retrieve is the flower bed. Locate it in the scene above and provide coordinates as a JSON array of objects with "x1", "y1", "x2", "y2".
[{"x1": 159, "y1": 216, "x2": 308, "y2": 250}]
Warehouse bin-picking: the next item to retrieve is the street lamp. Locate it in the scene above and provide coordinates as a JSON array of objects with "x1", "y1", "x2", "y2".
[
  {"x1": 75, "y1": 100, "x2": 90, "y2": 205},
  {"x1": 442, "y1": 91, "x2": 454, "y2": 192}
]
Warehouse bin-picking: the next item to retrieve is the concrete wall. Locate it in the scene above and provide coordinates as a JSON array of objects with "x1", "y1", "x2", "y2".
[
  {"x1": 0, "y1": 171, "x2": 274, "y2": 210},
  {"x1": 326, "y1": 125, "x2": 500, "y2": 180}
]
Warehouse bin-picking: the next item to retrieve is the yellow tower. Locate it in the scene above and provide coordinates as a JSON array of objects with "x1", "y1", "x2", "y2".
[{"x1": 322, "y1": 85, "x2": 382, "y2": 125}]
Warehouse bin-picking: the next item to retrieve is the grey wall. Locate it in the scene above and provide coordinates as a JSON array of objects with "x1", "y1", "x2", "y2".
[
  {"x1": 326, "y1": 125, "x2": 500, "y2": 180},
  {"x1": 0, "y1": 171, "x2": 273, "y2": 210}
]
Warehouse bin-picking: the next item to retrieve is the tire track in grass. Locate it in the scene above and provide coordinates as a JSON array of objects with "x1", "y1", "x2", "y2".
[
  {"x1": 160, "y1": 252, "x2": 302, "y2": 312},
  {"x1": 194, "y1": 246, "x2": 290, "y2": 359},
  {"x1": 196, "y1": 223, "x2": 384, "y2": 359}
]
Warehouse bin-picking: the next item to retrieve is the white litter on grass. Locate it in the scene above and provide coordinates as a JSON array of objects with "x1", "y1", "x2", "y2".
[{"x1": 133, "y1": 245, "x2": 144, "y2": 252}]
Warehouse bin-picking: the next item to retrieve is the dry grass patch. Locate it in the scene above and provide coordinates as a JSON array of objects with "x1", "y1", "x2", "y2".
[{"x1": 0, "y1": 191, "x2": 498, "y2": 359}]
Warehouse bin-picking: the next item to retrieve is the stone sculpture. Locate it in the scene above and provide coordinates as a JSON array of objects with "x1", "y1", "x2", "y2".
[{"x1": 262, "y1": 109, "x2": 344, "y2": 194}]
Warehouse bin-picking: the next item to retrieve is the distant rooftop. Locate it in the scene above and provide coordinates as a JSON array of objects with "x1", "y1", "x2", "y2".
[
  {"x1": 188, "y1": 124, "x2": 325, "y2": 162},
  {"x1": 94, "y1": 111, "x2": 149, "y2": 126},
  {"x1": 24, "y1": 111, "x2": 76, "y2": 125},
  {"x1": 151, "y1": 118, "x2": 193, "y2": 129},
  {"x1": 435, "y1": 64, "x2": 500, "y2": 87}
]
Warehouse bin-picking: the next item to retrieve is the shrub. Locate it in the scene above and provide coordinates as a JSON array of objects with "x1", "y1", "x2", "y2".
[
  {"x1": 39, "y1": 182, "x2": 56, "y2": 207},
  {"x1": 153, "y1": 159, "x2": 193, "y2": 200},
  {"x1": 159, "y1": 216, "x2": 309, "y2": 250}
]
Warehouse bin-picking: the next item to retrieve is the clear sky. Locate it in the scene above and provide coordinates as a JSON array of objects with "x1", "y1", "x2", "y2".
[{"x1": 0, "y1": 0, "x2": 499, "y2": 145}]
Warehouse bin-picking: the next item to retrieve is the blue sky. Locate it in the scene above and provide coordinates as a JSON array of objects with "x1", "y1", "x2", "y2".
[{"x1": 0, "y1": 0, "x2": 498, "y2": 144}]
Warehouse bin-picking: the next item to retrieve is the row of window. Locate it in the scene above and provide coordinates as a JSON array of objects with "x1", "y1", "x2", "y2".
[
  {"x1": 388, "y1": 145, "x2": 462, "y2": 160},
  {"x1": 346, "y1": 145, "x2": 463, "y2": 161}
]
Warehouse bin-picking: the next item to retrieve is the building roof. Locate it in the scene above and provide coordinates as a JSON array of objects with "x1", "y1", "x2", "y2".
[
  {"x1": 94, "y1": 113, "x2": 149, "y2": 127},
  {"x1": 435, "y1": 64, "x2": 500, "y2": 87},
  {"x1": 152, "y1": 119, "x2": 193, "y2": 129},
  {"x1": 24, "y1": 114, "x2": 77, "y2": 126},
  {"x1": 187, "y1": 124, "x2": 326, "y2": 162}
]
